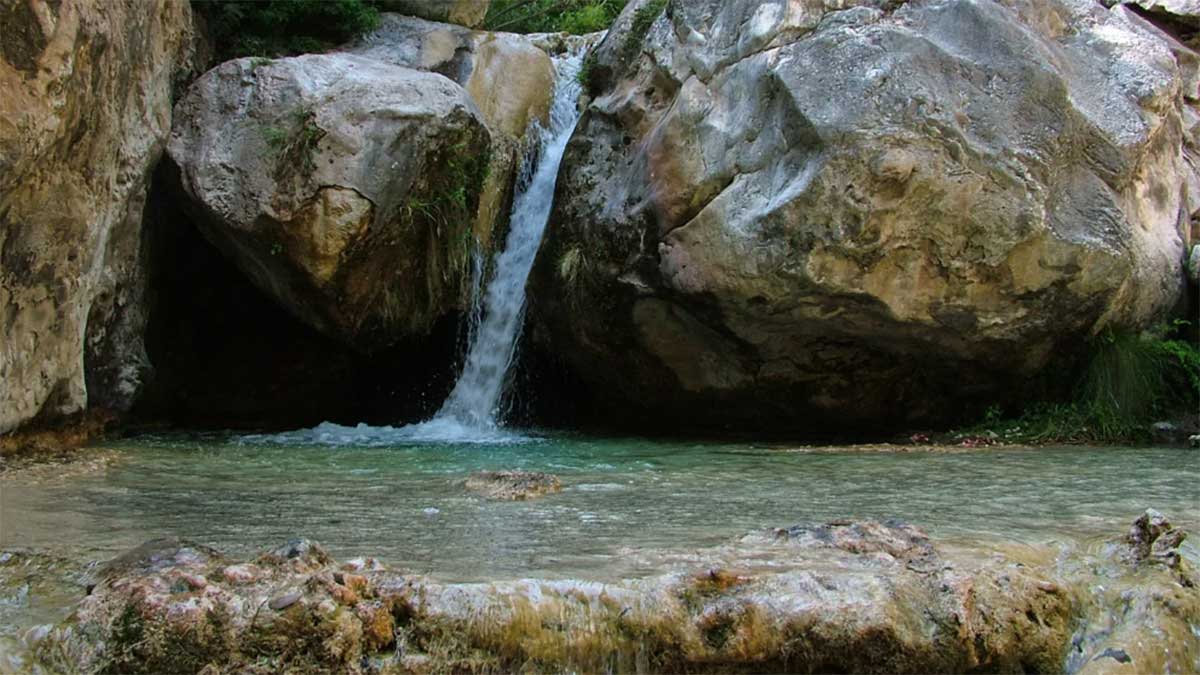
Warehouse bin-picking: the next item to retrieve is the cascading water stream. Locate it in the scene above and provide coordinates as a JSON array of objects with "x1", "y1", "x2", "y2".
[
  {"x1": 244, "y1": 49, "x2": 585, "y2": 446},
  {"x1": 433, "y1": 52, "x2": 584, "y2": 431}
]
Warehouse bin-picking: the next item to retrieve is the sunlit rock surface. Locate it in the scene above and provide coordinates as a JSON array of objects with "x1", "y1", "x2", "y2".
[
  {"x1": 168, "y1": 54, "x2": 492, "y2": 351},
  {"x1": 25, "y1": 515, "x2": 1197, "y2": 673},
  {"x1": 0, "y1": 0, "x2": 204, "y2": 433},
  {"x1": 529, "y1": 0, "x2": 1199, "y2": 431},
  {"x1": 352, "y1": 14, "x2": 554, "y2": 140}
]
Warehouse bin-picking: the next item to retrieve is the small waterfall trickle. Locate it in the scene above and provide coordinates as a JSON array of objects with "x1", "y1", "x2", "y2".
[{"x1": 432, "y1": 52, "x2": 584, "y2": 431}]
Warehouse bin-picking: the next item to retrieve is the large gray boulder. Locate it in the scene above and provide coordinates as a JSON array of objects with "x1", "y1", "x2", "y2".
[
  {"x1": 529, "y1": 0, "x2": 1198, "y2": 430},
  {"x1": 0, "y1": 0, "x2": 204, "y2": 434},
  {"x1": 168, "y1": 54, "x2": 492, "y2": 351}
]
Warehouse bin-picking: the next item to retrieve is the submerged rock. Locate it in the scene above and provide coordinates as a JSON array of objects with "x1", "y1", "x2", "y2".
[
  {"x1": 1067, "y1": 509, "x2": 1198, "y2": 673},
  {"x1": 464, "y1": 470, "x2": 563, "y2": 500},
  {"x1": 0, "y1": 0, "x2": 204, "y2": 433},
  {"x1": 1125, "y1": 508, "x2": 1189, "y2": 569},
  {"x1": 168, "y1": 54, "x2": 492, "y2": 351},
  {"x1": 529, "y1": 0, "x2": 1198, "y2": 431}
]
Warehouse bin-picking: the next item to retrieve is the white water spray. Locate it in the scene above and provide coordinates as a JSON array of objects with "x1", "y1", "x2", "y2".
[{"x1": 245, "y1": 50, "x2": 584, "y2": 446}]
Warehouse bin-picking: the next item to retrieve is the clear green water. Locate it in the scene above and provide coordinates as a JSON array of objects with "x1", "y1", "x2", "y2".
[{"x1": 2, "y1": 433, "x2": 1197, "y2": 583}]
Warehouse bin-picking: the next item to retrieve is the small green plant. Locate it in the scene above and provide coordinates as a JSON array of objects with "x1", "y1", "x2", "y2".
[
  {"x1": 960, "y1": 323, "x2": 1200, "y2": 444},
  {"x1": 577, "y1": 51, "x2": 597, "y2": 91},
  {"x1": 249, "y1": 56, "x2": 274, "y2": 70},
  {"x1": 558, "y1": 247, "x2": 584, "y2": 284},
  {"x1": 621, "y1": 0, "x2": 667, "y2": 64},
  {"x1": 263, "y1": 106, "x2": 326, "y2": 180},
  {"x1": 982, "y1": 404, "x2": 1003, "y2": 426},
  {"x1": 261, "y1": 125, "x2": 288, "y2": 149}
]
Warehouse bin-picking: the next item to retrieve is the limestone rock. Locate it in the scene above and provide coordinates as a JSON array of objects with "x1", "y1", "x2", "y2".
[
  {"x1": 377, "y1": 0, "x2": 491, "y2": 28},
  {"x1": 44, "y1": 525, "x2": 1084, "y2": 673},
  {"x1": 354, "y1": 14, "x2": 554, "y2": 138},
  {"x1": 168, "y1": 54, "x2": 492, "y2": 351},
  {"x1": 350, "y1": 14, "x2": 557, "y2": 250},
  {"x1": 0, "y1": 0, "x2": 203, "y2": 433},
  {"x1": 1107, "y1": 0, "x2": 1200, "y2": 27},
  {"x1": 529, "y1": 0, "x2": 1198, "y2": 430},
  {"x1": 464, "y1": 470, "x2": 562, "y2": 500}
]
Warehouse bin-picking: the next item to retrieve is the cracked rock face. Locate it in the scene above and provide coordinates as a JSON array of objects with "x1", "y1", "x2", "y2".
[
  {"x1": 168, "y1": 54, "x2": 492, "y2": 351},
  {"x1": 0, "y1": 0, "x2": 203, "y2": 434},
  {"x1": 528, "y1": 0, "x2": 1198, "y2": 431}
]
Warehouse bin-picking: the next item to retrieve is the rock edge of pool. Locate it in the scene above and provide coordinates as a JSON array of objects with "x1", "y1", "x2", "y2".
[{"x1": 6, "y1": 510, "x2": 1197, "y2": 674}]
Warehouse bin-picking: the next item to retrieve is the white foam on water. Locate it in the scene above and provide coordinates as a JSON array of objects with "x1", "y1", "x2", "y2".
[{"x1": 239, "y1": 420, "x2": 534, "y2": 447}]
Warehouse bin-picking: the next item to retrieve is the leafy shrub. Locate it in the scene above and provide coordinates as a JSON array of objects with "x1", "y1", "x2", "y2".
[
  {"x1": 193, "y1": 0, "x2": 381, "y2": 61},
  {"x1": 963, "y1": 324, "x2": 1200, "y2": 443},
  {"x1": 484, "y1": 0, "x2": 627, "y2": 34}
]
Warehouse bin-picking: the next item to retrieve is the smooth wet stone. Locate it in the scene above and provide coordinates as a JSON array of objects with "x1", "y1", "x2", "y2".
[
  {"x1": 766, "y1": 519, "x2": 935, "y2": 560},
  {"x1": 268, "y1": 591, "x2": 302, "y2": 611},
  {"x1": 464, "y1": 470, "x2": 563, "y2": 500},
  {"x1": 95, "y1": 538, "x2": 221, "y2": 583}
]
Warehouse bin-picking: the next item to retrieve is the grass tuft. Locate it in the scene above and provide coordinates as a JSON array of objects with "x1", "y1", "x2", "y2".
[{"x1": 960, "y1": 323, "x2": 1200, "y2": 444}]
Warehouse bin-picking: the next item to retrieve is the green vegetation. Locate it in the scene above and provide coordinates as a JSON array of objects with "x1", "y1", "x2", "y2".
[
  {"x1": 192, "y1": 0, "x2": 382, "y2": 61},
  {"x1": 621, "y1": 0, "x2": 667, "y2": 63},
  {"x1": 484, "y1": 0, "x2": 627, "y2": 34},
  {"x1": 960, "y1": 323, "x2": 1200, "y2": 444},
  {"x1": 263, "y1": 107, "x2": 326, "y2": 181},
  {"x1": 577, "y1": 50, "x2": 597, "y2": 90},
  {"x1": 384, "y1": 138, "x2": 492, "y2": 333}
]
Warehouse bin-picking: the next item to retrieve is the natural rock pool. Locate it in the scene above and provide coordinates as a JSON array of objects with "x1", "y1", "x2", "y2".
[
  {"x1": 1, "y1": 436, "x2": 1197, "y2": 672},
  {"x1": 3, "y1": 435, "x2": 1196, "y2": 581}
]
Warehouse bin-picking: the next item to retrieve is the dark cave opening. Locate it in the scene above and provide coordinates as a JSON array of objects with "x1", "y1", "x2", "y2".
[{"x1": 132, "y1": 162, "x2": 467, "y2": 431}]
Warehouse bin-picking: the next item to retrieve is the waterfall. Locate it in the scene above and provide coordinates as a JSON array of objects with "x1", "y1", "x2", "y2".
[
  {"x1": 241, "y1": 50, "x2": 585, "y2": 447},
  {"x1": 433, "y1": 52, "x2": 584, "y2": 430}
]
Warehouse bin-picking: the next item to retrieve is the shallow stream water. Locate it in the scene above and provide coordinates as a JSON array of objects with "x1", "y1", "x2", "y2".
[{"x1": 2, "y1": 434, "x2": 1196, "y2": 583}]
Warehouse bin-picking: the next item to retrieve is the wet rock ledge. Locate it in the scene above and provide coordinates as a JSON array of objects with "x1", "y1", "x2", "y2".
[{"x1": 23, "y1": 515, "x2": 1199, "y2": 674}]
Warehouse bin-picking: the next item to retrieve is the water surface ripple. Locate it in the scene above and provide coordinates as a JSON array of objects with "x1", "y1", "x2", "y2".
[{"x1": 2, "y1": 436, "x2": 1196, "y2": 582}]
